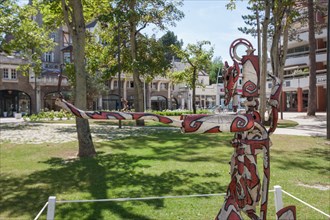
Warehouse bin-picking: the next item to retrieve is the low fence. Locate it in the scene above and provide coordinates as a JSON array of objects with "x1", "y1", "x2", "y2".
[{"x1": 35, "y1": 185, "x2": 330, "y2": 220}]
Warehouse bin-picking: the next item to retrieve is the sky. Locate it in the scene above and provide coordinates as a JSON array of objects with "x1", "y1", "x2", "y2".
[
  {"x1": 146, "y1": 0, "x2": 258, "y2": 63},
  {"x1": 19, "y1": 0, "x2": 257, "y2": 63}
]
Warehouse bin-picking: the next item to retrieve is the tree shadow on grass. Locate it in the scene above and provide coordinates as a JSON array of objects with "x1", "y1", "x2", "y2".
[
  {"x1": 271, "y1": 147, "x2": 329, "y2": 175},
  {"x1": 1, "y1": 151, "x2": 228, "y2": 220},
  {"x1": 97, "y1": 130, "x2": 234, "y2": 164}
]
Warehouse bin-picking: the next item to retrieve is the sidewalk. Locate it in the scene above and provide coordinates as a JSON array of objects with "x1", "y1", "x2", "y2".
[
  {"x1": 274, "y1": 112, "x2": 326, "y2": 137},
  {"x1": 0, "y1": 112, "x2": 327, "y2": 137}
]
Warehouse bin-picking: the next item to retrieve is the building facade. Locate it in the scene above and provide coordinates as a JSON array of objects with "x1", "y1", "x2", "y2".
[
  {"x1": 266, "y1": 2, "x2": 328, "y2": 112},
  {"x1": 101, "y1": 61, "x2": 220, "y2": 112},
  {"x1": 0, "y1": 52, "x2": 70, "y2": 117}
]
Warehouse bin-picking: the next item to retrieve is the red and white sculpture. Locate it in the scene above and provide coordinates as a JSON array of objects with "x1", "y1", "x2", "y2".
[{"x1": 55, "y1": 38, "x2": 296, "y2": 220}]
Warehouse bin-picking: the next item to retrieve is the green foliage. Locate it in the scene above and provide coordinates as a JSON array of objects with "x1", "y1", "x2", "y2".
[
  {"x1": 170, "y1": 41, "x2": 214, "y2": 113},
  {"x1": 23, "y1": 109, "x2": 74, "y2": 121},
  {"x1": 136, "y1": 34, "x2": 173, "y2": 78},
  {"x1": 0, "y1": 0, "x2": 19, "y2": 52},
  {"x1": 209, "y1": 56, "x2": 224, "y2": 84},
  {"x1": 2, "y1": 2, "x2": 55, "y2": 75},
  {"x1": 170, "y1": 41, "x2": 214, "y2": 88},
  {"x1": 238, "y1": 1, "x2": 265, "y2": 38},
  {"x1": 158, "y1": 31, "x2": 184, "y2": 62}
]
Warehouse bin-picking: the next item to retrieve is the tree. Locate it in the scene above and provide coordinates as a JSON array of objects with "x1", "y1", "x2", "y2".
[
  {"x1": 158, "y1": 31, "x2": 183, "y2": 62},
  {"x1": 209, "y1": 56, "x2": 224, "y2": 85},
  {"x1": 86, "y1": 21, "x2": 174, "y2": 113},
  {"x1": 60, "y1": 0, "x2": 96, "y2": 157},
  {"x1": 237, "y1": 0, "x2": 270, "y2": 122},
  {"x1": 171, "y1": 41, "x2": 214, "y2": 114},
  {"x1": 270, "y1": 0, "x2": 296, "y2": 119},
  {"x1": 238, "y1": 1, "x2": 299, "y2": 120},
  {"x1": 38, "y1": 0, "x2": 103, "y2": 157},
  {"x1": 91, "y1": 0, "x2": 184, "y2": 114},
  {"x1": 260, "y1": 0, "x2": 270, "y2": 123},
  {"x1": 0, "y1": 0, "x2": 19, "y2": 52},
  {"x1": 116, "y1": 0, "x2": 184, "y2": 112},
  {"x1": 307, "y1": 0, "x2": 317, "y2": 116},
  {"x1": 0, "y1": 1, "x2": 54, "y2": 78}
]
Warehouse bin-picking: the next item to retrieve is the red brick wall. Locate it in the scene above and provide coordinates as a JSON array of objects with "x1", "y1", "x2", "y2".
[{"x1": 317, "y1": 86, "x2": 326, "y2": 111}]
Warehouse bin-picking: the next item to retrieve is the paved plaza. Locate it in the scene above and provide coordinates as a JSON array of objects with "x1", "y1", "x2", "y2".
[{"x1": 0, "y1": 112, "x2": 327, "y2": 144}]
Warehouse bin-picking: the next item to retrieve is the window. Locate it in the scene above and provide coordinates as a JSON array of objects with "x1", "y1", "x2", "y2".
[
  {"x1": 152, "y1": 83, "x2": 157, "y2": 89},
  {"x1": 63, "y1": 52, "x2": 71, "y2": 63},
  {"x1": 11, "y1": 69, "x2": 17, "y2": 79},
  {"x1": 3, "y1": 68, "x2": 9, "y2": 79},
  {"x1": 285, "y1": 81, "x2": 290, "y2": 87},
  {"x1": 114, "y1": 80, "x2": 118, "y2": 88},
  {"x1": 50, "y1": 33, "x2": 56, "y2": 42},
  {"x1": 287, "y1": 45, "x2": 309, "y2": 54},
  {"x1": 160, "y1": 83, "x2": 167, "y2": 90},
  {"x1": 2, "y1": 68, "x2": 18, "y2": 80},
  {"x1": 44, "y1": 52, "x2": 54, "y2": 62},
  {"x1": 127, "y1": 81, "x2": 134, "y2": 88}
]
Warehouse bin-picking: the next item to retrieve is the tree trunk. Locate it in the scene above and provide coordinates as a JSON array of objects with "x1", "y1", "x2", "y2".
[
  {"x1": 62, "y1": 0, "x2": 96, "y2": 157},
  {"x1": 192, "y1": 68, "x2": 197, "y2": 114},
  {"x1": 271, "y1": 2, "x2": 286, "y2": 119},
  {"x1": 128, "y1": 0, "x2": 144, "y2": 126},
  {"x1": 260, "y1": 0, "x2": 270, "y2": 123},
  {"x1": 307, "y1": 0, "x2": 317, "y2": 116}
]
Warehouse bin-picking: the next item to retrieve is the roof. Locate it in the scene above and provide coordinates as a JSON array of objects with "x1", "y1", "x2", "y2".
[
  {"x1": 86, "y1": 20, "x2": 98, "y2": 28},
  {"x1": 61, "y1": 45, "x2": 73, "y2": 51},
  {"x1": 172, "y1": 61, "x2": 209, "y2": 76}
]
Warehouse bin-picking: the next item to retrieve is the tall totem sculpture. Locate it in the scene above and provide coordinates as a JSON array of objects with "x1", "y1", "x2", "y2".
[{"x1": 55, "y1": 38, "x2": 296, "y2": 220}]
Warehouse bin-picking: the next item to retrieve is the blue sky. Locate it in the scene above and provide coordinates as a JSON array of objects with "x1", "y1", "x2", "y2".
[{"x1": 150, "y1": 0, "x2": 258, "y2": 63}]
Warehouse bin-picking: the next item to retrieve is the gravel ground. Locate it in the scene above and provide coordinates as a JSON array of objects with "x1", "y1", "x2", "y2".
[
  {"x1": 0, "y1": 112, "x2": 326, "y2": 144},
  {"x1": 0, "y1": 122, "x2": 178, "y2": 144}
]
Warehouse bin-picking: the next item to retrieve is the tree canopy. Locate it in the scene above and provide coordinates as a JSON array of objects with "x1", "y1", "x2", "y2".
[
  {"x1": 0, "y1": 0, "x2": 55, "y2": 76},
  {"x1": 171, "y1": 41, "x2": 214, "y2": 113}
]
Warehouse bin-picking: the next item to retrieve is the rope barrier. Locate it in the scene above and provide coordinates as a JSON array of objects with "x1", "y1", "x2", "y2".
[
  {"x1": 34, "y1": 188, "x2": 330, "y2": 219},
  {"x1": 34, "y1": 202, "x2": 48, "y2": 220},
  {"x1": 282, "y1": 189, "x2": 330, "y2": 218}
]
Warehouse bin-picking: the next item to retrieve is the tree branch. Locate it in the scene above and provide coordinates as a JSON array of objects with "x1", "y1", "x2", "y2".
[
  {"x1": 61, "y1": 0, "x2": 73, "y2": 34},
  {"x1": 135, "y1": 23, "x2": 147, "y2": 36}
]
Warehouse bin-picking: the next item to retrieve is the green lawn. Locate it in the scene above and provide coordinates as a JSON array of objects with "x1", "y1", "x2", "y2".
[{"x1": 1, "y1": 129, "x2": 329, "y2": 220}]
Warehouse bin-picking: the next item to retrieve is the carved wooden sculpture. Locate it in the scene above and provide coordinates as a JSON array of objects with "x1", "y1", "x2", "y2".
[{"x1": 55, "y1": 38, "x2": 296, "y2": 220}]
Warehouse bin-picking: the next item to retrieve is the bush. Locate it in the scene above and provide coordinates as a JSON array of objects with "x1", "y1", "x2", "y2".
[{"x1": 23, "y1": 110, "x2": 74, "y2": 121}]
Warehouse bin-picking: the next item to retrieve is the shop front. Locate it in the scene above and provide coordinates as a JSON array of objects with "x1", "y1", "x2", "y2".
[{"x1": 0, "y1": 90, "x2": 31, "y2": 117}]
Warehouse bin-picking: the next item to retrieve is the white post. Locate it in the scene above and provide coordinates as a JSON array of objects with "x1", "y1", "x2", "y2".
[
  {"x1": 46, "y1": 196, "x2": 56, "y2": 220},
  {"x1": 274, "y1": 185, "x2": 284, "y2": 214}
]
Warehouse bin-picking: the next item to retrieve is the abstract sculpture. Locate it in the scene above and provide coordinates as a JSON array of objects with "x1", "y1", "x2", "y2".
[{"x1": 55, "y1": 38, "x2": 296, "y2": 220}]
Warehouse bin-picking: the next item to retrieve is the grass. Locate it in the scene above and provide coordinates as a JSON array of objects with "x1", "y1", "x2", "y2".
[
  {"x1": 1, "y1": 129, "x2": 329, "y2": 220},
  {"x1": 276, "y1": 119, "x2": 299, "y2": 128}
]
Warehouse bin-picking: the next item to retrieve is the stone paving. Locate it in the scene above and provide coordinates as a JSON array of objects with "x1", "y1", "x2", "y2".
[
  {"x1": 0, "y1": 112, "x2": 327, "y2": 144},
  {"x1": 0, "y1": 121, "x2": 178, "y2": 144}
]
